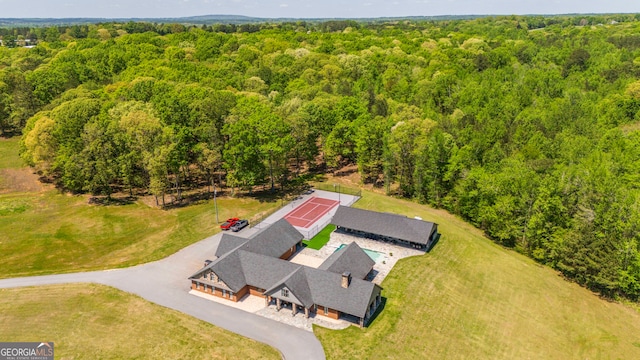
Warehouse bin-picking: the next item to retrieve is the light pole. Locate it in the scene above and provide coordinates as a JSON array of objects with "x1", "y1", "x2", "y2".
[{"x1": 214, "y1": 185, "x2": 219, "y2": 224}]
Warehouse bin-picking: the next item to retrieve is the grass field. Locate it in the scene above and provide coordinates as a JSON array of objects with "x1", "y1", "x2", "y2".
[
  {"x1": 303, "y1": 224, "x2": 336, "y2": 250},
  {"x1": 0, "y1": 137, "x2": 24, "y2": 169},
  {"x1": 0, "y1": 137, "x2": 279, "y2": 278},
  {"x1": 314, "y1": 189, "x2": 640, "y2": 359},
  {"x1": 0, "y1": 284, "x2": 279, "y2": 359}
]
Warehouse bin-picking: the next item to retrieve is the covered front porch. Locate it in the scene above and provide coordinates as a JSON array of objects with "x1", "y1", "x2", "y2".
[
  {"x1": 264, "y1": 294, "x2": 383, "y2": 328},
  {"x1": 265, "y1": 295, "x2": 312, "y2": 318}
]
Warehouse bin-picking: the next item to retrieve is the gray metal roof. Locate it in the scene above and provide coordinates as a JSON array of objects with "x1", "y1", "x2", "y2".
[
  {"x1": 331, "y1": 206, "x2": 437, "y2": 245},
  {"x1": 318, "y1": 242, "x2": 375, "y2": 280}
]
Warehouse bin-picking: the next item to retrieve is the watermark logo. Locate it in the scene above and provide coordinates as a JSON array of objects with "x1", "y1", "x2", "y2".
[{"x1": 0, "y1": 342, "x2": 53, "y2": 360}]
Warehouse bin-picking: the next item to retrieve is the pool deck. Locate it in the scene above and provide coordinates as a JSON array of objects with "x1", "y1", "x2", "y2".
[{"x1": 290, "y1": 230, "x2": 425, "y2": 285}]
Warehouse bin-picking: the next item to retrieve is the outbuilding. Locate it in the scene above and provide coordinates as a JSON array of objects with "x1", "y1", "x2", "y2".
[{"x1": 331, "y1": 206, "x2": 439, "y2": 251}]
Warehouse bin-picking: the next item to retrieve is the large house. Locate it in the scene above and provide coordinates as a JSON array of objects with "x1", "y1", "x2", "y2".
[
  {"x1": 189, "y1": 218, "x2": 383, "y2": 327},
  {"x1": 331, "y1": 206, "x2": 439, "y2": 251}
]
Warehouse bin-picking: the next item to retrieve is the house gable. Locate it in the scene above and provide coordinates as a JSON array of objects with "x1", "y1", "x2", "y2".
[
  {"x1": 318, "y1": 242, "x2": 374, "y2": 279},
  {"x1": 203, "y1": 270, "x2": 230, "y2": 288},
  {"x1": 265, "y1": 284, "x2": 305, "y2": 307}
]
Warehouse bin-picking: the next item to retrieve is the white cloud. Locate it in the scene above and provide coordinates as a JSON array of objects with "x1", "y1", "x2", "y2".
[{"x1": 280, "y1": 3, "x2": 288, "y2": 7}]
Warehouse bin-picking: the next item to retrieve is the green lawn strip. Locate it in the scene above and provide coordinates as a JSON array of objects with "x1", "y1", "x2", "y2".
[
  {"x1": 314, "y1": 189, "x2": 640, "y2": 360},
  {"x1": 0, "y1": 284, "x2": 279, "y2": 359},
  {"x1": 302, "y1": 224, "x2": 336, "y2": 250}
]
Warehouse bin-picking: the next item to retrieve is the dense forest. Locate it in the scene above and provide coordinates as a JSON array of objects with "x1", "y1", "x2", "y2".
[{"x1": 2, "y1": 15, "x2": 640, "y2": 300}]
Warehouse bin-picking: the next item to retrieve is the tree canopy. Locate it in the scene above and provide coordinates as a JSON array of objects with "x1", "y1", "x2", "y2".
[{"x1": 3, "y1": 14, "x2": 640, "y2": 300}]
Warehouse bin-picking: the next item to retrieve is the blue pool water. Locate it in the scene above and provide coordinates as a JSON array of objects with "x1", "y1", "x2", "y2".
[{"x1": 335, "y1": 244, "x2": 384, "y2": 262}]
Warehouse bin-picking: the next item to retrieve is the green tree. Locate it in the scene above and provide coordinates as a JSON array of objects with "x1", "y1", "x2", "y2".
[
  {"x1": 355, "y1": 116, "x2": 387, "y2": 185},
  {"x1": 79, "y1": 117, "x2": 120, "y2": 197},
  {"x1": 223, "y1": 96, "x2": 292, "y2": 192}
]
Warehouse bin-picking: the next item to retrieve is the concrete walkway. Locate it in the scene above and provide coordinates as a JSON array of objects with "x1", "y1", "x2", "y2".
[{"x1": 0, "y1": 232, "x2": 326, "y2": 360}]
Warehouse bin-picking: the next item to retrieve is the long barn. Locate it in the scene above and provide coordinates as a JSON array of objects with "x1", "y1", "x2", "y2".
[{"x1": 331, "y1": 206, "x2": 439, "y2": 251}]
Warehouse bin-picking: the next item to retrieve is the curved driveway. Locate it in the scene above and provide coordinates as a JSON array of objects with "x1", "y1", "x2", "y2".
[{"x1": 0, "y1": 232, "x2": 326, "y2": 360}]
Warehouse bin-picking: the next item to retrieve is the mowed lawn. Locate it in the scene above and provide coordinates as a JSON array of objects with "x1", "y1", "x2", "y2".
[
  {"x1": 303, "y1": 224, "x2": 336, "y2": 250},
  {"x1": 0, "y1": 137, "x2": 279, "y2": 278},
  {"x1": 0, "y1": 284, "x2": 279, "y2": 359},
  {"x1": 315, "y1": 189, "x2": 640, "y2": 359}
]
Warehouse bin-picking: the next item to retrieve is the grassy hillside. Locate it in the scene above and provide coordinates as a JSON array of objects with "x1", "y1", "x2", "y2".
[
  {"x1": 315, "y1": 189, "x2": 640, "y2": 359},
  {"x1": 0, "y1": 284, "x2": 279, "y2": 359},
  {"x1": 0, "y1": 137, "x2": 279, "y2": 278}
]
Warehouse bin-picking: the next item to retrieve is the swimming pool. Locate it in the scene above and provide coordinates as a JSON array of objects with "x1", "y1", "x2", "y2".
[{"x1": 335, "y1": 244, "x2": 384, "y2": 262}]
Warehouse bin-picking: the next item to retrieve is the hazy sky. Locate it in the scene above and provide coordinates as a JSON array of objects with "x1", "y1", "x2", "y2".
[{"x1": 0, "y1": 0, "x2": 638, "y2": 19}]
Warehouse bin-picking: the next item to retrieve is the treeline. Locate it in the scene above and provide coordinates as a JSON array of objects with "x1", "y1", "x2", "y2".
[{"x1": 3, "y1": 16, "x2": 640, "y2": 300}]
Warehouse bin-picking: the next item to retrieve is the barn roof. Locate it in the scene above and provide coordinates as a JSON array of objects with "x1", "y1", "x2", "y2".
[{"x1": 331, "y1": 206, "x2": 437, "y2": 245}]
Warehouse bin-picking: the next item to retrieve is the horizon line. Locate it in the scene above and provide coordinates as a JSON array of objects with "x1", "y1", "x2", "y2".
[{"x1": 0, "y1": 12, "x2": 635, "y2": 21}]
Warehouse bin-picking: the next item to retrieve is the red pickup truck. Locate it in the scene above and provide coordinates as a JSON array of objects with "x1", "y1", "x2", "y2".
[{"x1": 220, "y1": 218, "x2": 240, "y2": 230}]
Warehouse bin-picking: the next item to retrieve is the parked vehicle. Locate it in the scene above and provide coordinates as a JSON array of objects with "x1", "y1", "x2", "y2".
[
  {"x1": 220, "y1": 218, "x2": 240, "y2": 230},
  {"x1": 230, "y1": 219, "x2": 249, "y2": 232}
]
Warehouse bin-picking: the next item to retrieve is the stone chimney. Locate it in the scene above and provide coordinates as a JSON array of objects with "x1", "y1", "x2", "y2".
[{"x1": 341, "y1": 272, "x2": 352, "y2": 288}]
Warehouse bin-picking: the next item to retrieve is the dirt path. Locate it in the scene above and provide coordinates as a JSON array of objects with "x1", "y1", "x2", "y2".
[{"x1": 0, "y1": 168, "x2": 46, "y2": 193}]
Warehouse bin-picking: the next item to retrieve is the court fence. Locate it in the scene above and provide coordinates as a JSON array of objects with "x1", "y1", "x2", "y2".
[
  {"x1": 248, "y1": 184, "x2": 361, "y2": 234},
  {"x1": 313, "y1": 183, "x2": 362, "y2": 198},
  {"x1": 248, "y1": 193, "x2": 299, "y2": 229},
  {"x1": 299, "y1": 217, "x2": 333, "y2": 240},
  {"x1": 344, "y1": 195, "x2": 359, "y2": 207}
]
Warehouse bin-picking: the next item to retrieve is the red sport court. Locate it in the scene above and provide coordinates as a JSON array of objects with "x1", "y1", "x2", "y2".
[{"x1": 284, "y1": 197, "x2": 340, "y2": 228}]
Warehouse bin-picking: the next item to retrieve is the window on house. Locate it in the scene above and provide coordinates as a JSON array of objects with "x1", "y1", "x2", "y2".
[
  {"x1": 324, "y1": 307, "x2": 328, "y2": 315},
  {"x1": 281, "y1": 288, "x2": 289, "y2": 297}
]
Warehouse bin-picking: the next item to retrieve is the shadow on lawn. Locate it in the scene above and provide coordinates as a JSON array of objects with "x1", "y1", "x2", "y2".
[
  {"x1": 88, "y1": 196, "x2": 137, "y2": 206},
  {"x1": 365, "y1": 297, "x2": 387, "y2": 328},
  {"x1": 426, "y1": 233, "x2": 442, "y2": 253}
]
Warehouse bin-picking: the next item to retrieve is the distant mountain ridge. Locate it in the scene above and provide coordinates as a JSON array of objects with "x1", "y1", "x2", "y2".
[
  {"x1": 0, "y1": 14, "x2": 499, "y2": 27},
  {"x1": 0, "y1": 13, "x2": 628, "y2": 27}
]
